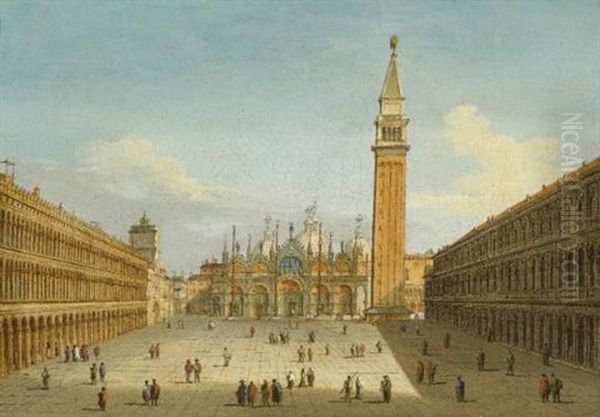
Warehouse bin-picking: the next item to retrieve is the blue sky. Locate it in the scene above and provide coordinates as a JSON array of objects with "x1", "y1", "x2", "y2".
[{"x1": 1, "y1": 1, "x2": 598, "y2": 273}]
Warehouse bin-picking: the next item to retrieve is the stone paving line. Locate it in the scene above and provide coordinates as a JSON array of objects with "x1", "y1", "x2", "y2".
[{"x1": 0, "y1": 317, "x2": 598, "y2": 417}]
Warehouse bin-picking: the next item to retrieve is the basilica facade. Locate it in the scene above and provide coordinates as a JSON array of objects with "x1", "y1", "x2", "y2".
[{"x1": 187, "y1": 208, "x2": 371, "y2": 318}]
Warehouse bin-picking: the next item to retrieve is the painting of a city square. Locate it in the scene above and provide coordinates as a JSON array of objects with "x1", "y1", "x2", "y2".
[{"x1": 0, "y1": 1, "x2": 599, "y2": 417}]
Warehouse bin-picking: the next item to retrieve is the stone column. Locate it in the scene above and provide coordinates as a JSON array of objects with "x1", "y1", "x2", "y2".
[
  {"x1": 31, "y1": 319, "x2": 39, "y2": 363},
  {"x1": 6, "y1": 322, "x2": 14, "y2": 373},
  {"x1": 0, "y1": 323, "x2": 5, "y2": 376},
  {"x1": 23, "y1": 320, "x2": 31, "y2": 367}
]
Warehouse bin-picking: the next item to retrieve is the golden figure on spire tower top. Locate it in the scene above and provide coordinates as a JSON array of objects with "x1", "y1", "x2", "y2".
[{"x1": 389, "y1": 35, "x2": 399, "y2": 53}]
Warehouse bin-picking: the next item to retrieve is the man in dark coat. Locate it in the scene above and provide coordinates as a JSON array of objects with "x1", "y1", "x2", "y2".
[
  {"x1": 455, "y1": 376, "x2": 465, "y2": 402},
  {"x1": 271, "y1": 379, "x2": 283, "y2": 406},
  {"x1": 260, "y1": 380, "x2": 270, "y2": 407},
  {"x1": 150, "y1": 379, "x2": 160, "y2": 406},
  {"x1": 236, "y1": 380, "x2": 248, "y2": 406},
  {"x1": 381, "y1": 375, "x2": 392, "y2": 403}
]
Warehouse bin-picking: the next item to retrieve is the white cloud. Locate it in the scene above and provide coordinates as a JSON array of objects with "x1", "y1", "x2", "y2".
[
  {"x1": 81, "y1": 137, "x2": 207, "y2": 201},
  {"x1": 411, "y1": 105, "x2": 559, "y2": 217}
]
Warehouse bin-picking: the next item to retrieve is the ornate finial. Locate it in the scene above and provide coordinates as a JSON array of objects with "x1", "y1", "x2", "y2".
[
  {"x1": 355, "y1": 214, "x2": 364, "y2": 235},
  {"x1": 390, "y1": 35, "x2": 399, "y2": 54},
  {"x1": 304, "y1": 201, "x2": 317, "y2": 221},
  {"x1": 263, "y1": 215, "x2": 272, "y2": 230},
  {"x1": 140, "y1": 211, "x2": 150, "y2": 226}
]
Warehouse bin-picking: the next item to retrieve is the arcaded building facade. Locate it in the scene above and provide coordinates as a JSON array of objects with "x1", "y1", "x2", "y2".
[
  {"x1": 0, "y1": 174, "x2": 148, "y2": 377},
  {"x1": 187, "y1": 208, "x2": 371, "y2": 318},
  {"x1": 425, "y1": 157, "x2": 600, "y2": 370}
]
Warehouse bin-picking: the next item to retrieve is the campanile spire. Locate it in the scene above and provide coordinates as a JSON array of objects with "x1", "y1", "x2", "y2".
[{"x1": 367, "y1": 36, "x2": 410, "y2": 320}]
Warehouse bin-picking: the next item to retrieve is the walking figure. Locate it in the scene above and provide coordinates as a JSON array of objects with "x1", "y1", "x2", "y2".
[
  {"x1": 223, "y1": 348, "x2": 232, "y2": 367},
  {"x1": 426, "y1": 361, "x2": 437, "y2": 385},
  {"x1": 260, "y1": 379, "x2": 270, "y2": 407},
  {"x1": 142, "y1": 380, "x2": 151, "y2": 406},
  {"x1": 376, "y1": 340, "x2": 382, "y2": 353},
  {"x1": 306, "y1": 367, "x2": 315, "y2": 387},
  {"x1": 505, "y1": 351, "x2": 515, "y2": 376},
  {"x1": 236, "y1": 380, "x2": 248, "y2": 406},
  {"x1": 341, "y1": 375, "x2": 352, "y2": 403},
  {"x1": 550, "y1": 373, "x2": 563, "y2": 403},
  {"x1": 380, "y1": 375, "x2": 392, "y2": 403},
  {"x1": 444, "y1": 332, "x2": 450, "y2": 349},
  {"x1": 193, "y1": 358, "x2": 202, "y2": 383},
  {"x1": 286, "y1": 370, "x2": 296, "y2": 390},
  {"x1": 416, "y1": 360, "x2": 424, "y2": 384},
  {"x1": 539, "y1": 373, "x2": 550, "y2": 402},
  {"x1": 97, "y1": 387, "x2": 107, "y2": 410},
  {"x1": 271, "y1": 379, "x2": 283, "y2": 406},
  {"x1": 354, "y1": 376, "x2": 364, "y2": 399},
  {"x1": 248, "y1": 381, "x2": 258, "y2": 407},
  {"x1": 99, "y1": 362, "x2": 106, "y2": 383},
  {"x1": 421, "y1": 339, "x2": 428, "y2": 356},
  {"x1": 184, "y1": 359, "x2": 194, "y2": 383},
  {"x1": 455, "y1": 376, "x2": 465, "y2": 402},
  {"x1": 151, "y1": 379, "x2": 160, "y2": 406},
  {"x1": 476, "y1": 349, "x2": 486, "y2": 371},
  {"x1": 90, "y1": 363, "x2": 98, "y2": 385},
  {"x1": 41, "y1": 367, "x2": 50, "y2": 390}
]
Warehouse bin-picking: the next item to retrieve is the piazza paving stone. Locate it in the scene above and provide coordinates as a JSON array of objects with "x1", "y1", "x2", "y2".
[{"x1": 0, "y1": 318, "x2": 598, "y2": 417}]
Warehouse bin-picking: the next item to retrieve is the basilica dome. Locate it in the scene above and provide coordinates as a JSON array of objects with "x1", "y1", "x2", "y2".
[
  {"x1": 295, "y1": 215, "x2": 330, "y2": 255},
  {"x1": 344, "y1": 233, "x2": 371, "y2": 260}
]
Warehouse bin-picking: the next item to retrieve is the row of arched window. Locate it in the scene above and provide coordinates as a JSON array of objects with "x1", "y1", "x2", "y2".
[
  {"x1": 435, "y1": 180, "x2": 599, "y2": 271},
  {"x1": 0, "y1": 208, "x2": 146, "y2": 279},
  {"x1": 0, "y1": 257, "x2": 146, "y2": 302},
  {"x1": 427, "y1": 244, "x2": 598, "y2": 297}
]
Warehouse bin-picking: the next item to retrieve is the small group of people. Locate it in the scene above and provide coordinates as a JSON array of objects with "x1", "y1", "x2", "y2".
[
  {"x1": 340, "y1": 374, "x2": 391, "y2": 403},
  {"x1": 64, "y1": 344, "x2": 89, "y2": 362},
  {"x1": 89, "y1": 362, "x2": 107, "y2": 385},
  {"x1": 539, "y1": 373, "x2": 563, "y2": 403},
  {"x1": 415, "y1": 360, "x2": 437, "y2": 385},
  {"x1": 269, "y1": 329, "x2": 290, "y2": 344},
  {"x1": 183, "y1": 358, "x2": 202, "y2": 383},
  {"x1": 285, "y1": 368, "x2": 316, "y2": 389},
  {"x1": 148, "y1": 343, "x2": 161, "y2": 359},
  {"x1": 296, "y1": 345, "x2": 313, "y2": 362},
  {"x1": 340, "y1": 374, "x2": 366, "y2": 401},
  {"x1": 141, "y1": 378, "x2": 161, "y2": 406},
  {"x1": 236, "y1": 379, "x2": 283, "y2": 407},
  {"x1": 350, "y1": 343, "x2": 366, "y2": 357}
]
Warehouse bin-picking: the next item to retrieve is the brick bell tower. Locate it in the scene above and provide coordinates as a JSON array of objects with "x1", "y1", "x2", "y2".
[{"x1": 367, "y1": 36, "x2": 411, "y2": 321}]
